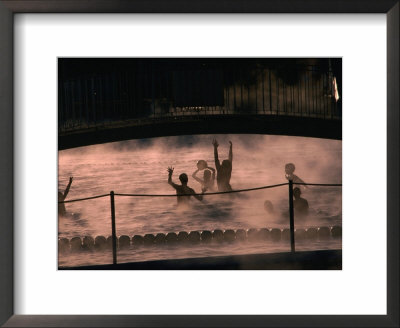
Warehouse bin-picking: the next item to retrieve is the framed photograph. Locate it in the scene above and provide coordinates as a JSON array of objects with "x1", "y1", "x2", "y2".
[
  {"x1": 0, "y1": 1, "x2": 398, "y2": 327},
  {"x1": 57, "y1": 57, "x2": 343, "y2": 271}
]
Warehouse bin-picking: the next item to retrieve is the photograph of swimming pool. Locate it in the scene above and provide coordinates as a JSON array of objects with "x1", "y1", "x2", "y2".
[{"x1": 58, "y1": 58, "x2": 342, "y2": 269}]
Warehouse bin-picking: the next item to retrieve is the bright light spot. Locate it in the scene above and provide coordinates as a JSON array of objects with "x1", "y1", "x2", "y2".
[{"x1": 333, "y1": 77, "x2": 340, "y2": 102}]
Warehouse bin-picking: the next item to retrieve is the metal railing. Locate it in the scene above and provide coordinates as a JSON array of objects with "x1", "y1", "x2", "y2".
[
  {"x1": 59, "y1": 180, "x2": 342, "y2": 265},
  {"x1": 59, "y1": 65, "x2": 341, "y2": 133}
]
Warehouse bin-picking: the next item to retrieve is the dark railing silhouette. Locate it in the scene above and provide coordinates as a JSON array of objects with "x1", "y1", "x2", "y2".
[
  {"x1": 59, "y1": 65, "x2": 341, "y2": 134},
  {"x1": 59, "y1": 180, "x2": 342, "y2": 265}
]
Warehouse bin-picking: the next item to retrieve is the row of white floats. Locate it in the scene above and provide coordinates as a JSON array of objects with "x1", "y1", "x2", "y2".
[{"x1": 59, "y1": 226, "x2": 342, "y2": 252}]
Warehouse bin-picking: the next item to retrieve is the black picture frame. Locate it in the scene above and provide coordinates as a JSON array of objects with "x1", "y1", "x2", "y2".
[{"x1": 0, "y1": 1, "x2": 398, "y2": 327}]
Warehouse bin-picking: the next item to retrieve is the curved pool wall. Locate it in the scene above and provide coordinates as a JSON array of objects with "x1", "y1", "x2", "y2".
[{"x1": 60, "y1": 249, "x2": 342, "y2": 270}]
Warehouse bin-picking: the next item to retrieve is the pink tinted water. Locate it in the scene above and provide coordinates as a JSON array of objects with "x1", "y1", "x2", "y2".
[{"x1": 58, "y1": 134, "x2": 342, "y2": 267}]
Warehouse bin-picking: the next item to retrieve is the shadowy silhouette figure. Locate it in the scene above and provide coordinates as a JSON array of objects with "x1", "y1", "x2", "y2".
[
  {"x1": 263, "y1": 200, "x2": 274, "y2": 214},
  {"x1": 264, "y1": 199, "x2": 294, "y2": 223},
  {"x1": 293, "y1": 187, "x2": 309, "y2": 218},
  {"x1": 192, "y1": 165, "x2": 216, "y2": 192},
  {"x1": 213, "y1": 139, "x2": 233, "y2": 192},
  {"x1": 285, "y1": 163, "x2": 307, "y2": 189},
  {"x1": 58, "y1": 177, "x2": 73, "y2": 216},
  {"x1": 167, "y1": 167, "x2": 203, "y2": 207}
]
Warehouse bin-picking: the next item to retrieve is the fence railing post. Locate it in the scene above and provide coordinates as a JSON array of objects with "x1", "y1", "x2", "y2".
[
  {"x1": 288, "y1": 180, "x2": 295, "y2": 252},
  {"x1": 110, "y1": 191, "x2": 117, "y2": 265}
]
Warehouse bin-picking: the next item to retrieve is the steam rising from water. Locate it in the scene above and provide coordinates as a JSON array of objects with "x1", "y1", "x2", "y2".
[
  {"x1": 58, "y1": 134, "x2": 342, "y2": 266},
  {"x1": 59, "y1": 134, "x2": 341, "y2": 238}
]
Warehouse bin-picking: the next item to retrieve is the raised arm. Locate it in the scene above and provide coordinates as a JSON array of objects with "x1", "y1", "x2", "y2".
[
  {"x1": 167, "y1": 167, "x2": 179, "y2": 189},
  {"x1": 63, "y1": 177, "x2": 73, "y2": 199},
  {"x1": 228, "y1": 141, "x2": 233, "y2": 163},
  {"x1": 294, "y1": 174, "x2": 308, "y2": 189},
  {"x1": 212, "y1": 139, "x2": 221, "y2": 169},
  {"x1": 191, "y1": 169, "x2": 203, "y2": 184}
]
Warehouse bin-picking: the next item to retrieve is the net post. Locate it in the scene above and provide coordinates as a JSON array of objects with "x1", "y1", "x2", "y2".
[
  {"x1": 110, "y1": 191, "x2": 117, "y2": 265},
  {"x1": 288, "y1": 180, "x2": 295, "y2": 252}
]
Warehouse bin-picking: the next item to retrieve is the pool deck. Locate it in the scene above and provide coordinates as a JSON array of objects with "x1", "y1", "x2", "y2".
[{"x1": 59, "y1": 249, "x2": 342, "y2": 270}]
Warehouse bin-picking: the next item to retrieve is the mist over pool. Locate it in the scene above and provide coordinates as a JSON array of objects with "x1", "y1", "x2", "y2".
[{"x1": 58, "y1": 134, "x2": 342, "y2": 267}]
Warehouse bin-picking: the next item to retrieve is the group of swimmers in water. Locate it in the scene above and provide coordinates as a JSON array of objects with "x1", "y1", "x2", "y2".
[
  {"x1": 262, "y1": 163, "x2": 309, "y2": 220},
  {"x1": 167, "y1": 139, "x2": 310, "y2": 219},
  {"x1": 59, "y1": 139, "x2": 309, "y2": 220},
  {"x1": 167, "y1": 139, "x2": 233, "y2": 208},
  {"x1": 263, "y1": 187, "x2": 309, "y2": 220}
]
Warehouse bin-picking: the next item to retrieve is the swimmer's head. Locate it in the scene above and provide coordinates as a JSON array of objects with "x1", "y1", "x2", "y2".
[
  {"x1": 264, "y1": 200, "x2": 274, "y2": 214},
  {"x1": 222, "y1": 160, "x2": 232, "y2": 170},
  {"x1": 293, "y1": 187, "x2": 301, "y2": 198},
  {"x1": 179, "y1": 173, "x2": 188, "y2": 184},
  {"x1": 285, "y1": 163, "x2": 295, "y2": 174},
  {"x1": 197, "y1": 160, "x2": 207, "y2": 170},
  {"x1": 203, "y1": 169, "x2": 211, "y2": 181}
]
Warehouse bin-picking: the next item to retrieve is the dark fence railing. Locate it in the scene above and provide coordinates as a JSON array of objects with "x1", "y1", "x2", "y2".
[
  {"x1": 59, "y1": 65, "x2": 342, "y2": 133},
  {"x1": 59, "y1": 180, "x2": 342, "y2": 266}
]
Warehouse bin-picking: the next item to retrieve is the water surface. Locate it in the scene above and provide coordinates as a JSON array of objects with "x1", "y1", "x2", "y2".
[{"x1": 58, "y1": 134, "x2": 342, "y2": 267}]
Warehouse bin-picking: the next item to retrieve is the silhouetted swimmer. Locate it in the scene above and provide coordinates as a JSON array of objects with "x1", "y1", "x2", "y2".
[
  {"x1": 167, "y1": 167, "x2": 203, "y2": 207},
  {"x1": 213, "y1": 139, "x2": 233, "y2": 192},
  {"x1": 263, "y1": 200, "x2": 274, "y2": 214},
  {"x1": 196, "y1": 160, "x2": 208, "y2": 170},
  {"x1": 58, "y1": 177, "x2": 73, "y2": 216},
  {"x1": 293, "y1": 187, "x2": 309, "y2": 218},
  {"x1": 285, "y1": 163, "x2": 307, "y2": 189},
  {"x1": 264, "y1": 200, "x2": 285, "y2": 222},
  {"x1": 192, "y1": 165, "x2": 215, "y2": 192},
  {"x1": 264, "y1": 199, "x2": 299, "y2": 224}
]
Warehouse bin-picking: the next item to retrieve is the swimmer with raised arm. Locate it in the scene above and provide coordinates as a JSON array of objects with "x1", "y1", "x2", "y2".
[
  {"x1": 192, "y1": 166, "x2": 216, "y2": 192},
  {"x1": 213, "y1": 139, "x2": 233, "y2": 192},
  {"x1": 58, "y1": 176, "x2": 73, "y2": 216},
  {"x1": 285, "y1": 163, "x2": 307, "y2": 189},
  {"x1": 167, "y1": 167, "x2": 203, "y2": 207}
]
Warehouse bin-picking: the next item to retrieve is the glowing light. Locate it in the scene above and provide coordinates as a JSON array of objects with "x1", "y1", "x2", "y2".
[{"x1": 333, "y1": 77, "x2": 340, "y2": 102}]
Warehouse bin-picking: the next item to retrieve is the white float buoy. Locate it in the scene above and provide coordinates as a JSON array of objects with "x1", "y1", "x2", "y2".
[
  {"x1": 70, "y1": 237, "x2": 82, "y2": 251},
  {"x1": 295, "y1": 229, "x2": 306, "y2": 241},
  {"x1": 270, "y1": 228, "x2": 281, "y2": 241},
  {"x1": 258, "y1": 228, "x2": 270, "y2": 241},
  {"x1": 224, "y1": 229, "x2": 236, "y2": 242},
  {"x1": 213, "y1": 229, "x2": 224, "y2": 242},
  {"x1": 331, "y1": 226, "x2": 342, "y2": 238},
  {"x1": 132, "y1": 235, "x2": 144, "y2": 246},
  {"x1": 58, "y1": 238, "x2": 70, "y2": 252},
  {"x1": 144, "y1": 234, "x2": 155, "y2": 245},
  {"x1": 201, "y1": 230, "x2": 212, "y2": 243},
  {"x1": 106, "y1": 236, "x2": 113, "y2": 248},
  {"x1": 155, "y1": 233, "x2": 166, "y2": 244},
  {"x1": 281, "y1": 229, "x2": 290, "y2": 241},
  {"x1": 305, "y1": 228, "x2": 318, "y2": 240},
  {"x1": 188, "y1": 231, "x2": 201, "y2": 243},
  {"x1": 119, "y1": 235, "x2": 131, "y2": 248},
  {"x1": 82, "y1": 236, "x2": 94, "y2": 249},
  {"x1": 94, "y1": 236, "x2": 107, "y2": 250},
  {"x1": 247, "y1": 228, "x2": 259, "y2": 241},
  {"x1": 318, "y1": 226, "x2": 331, "y2": 239},
  {"x1": 235, "y1": 229, "x2": 247, "y2": 241},
  {"x1": 177, "y1": 231, "x2": 189, "y2": 243},
  {"x1": 165, "y1": 232, "x2": 178, "y2": 244}
]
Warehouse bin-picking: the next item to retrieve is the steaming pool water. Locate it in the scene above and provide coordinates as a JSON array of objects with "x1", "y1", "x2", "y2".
[{"x1": 58, "y1": 134, "x2": 342, "y2": 267}]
